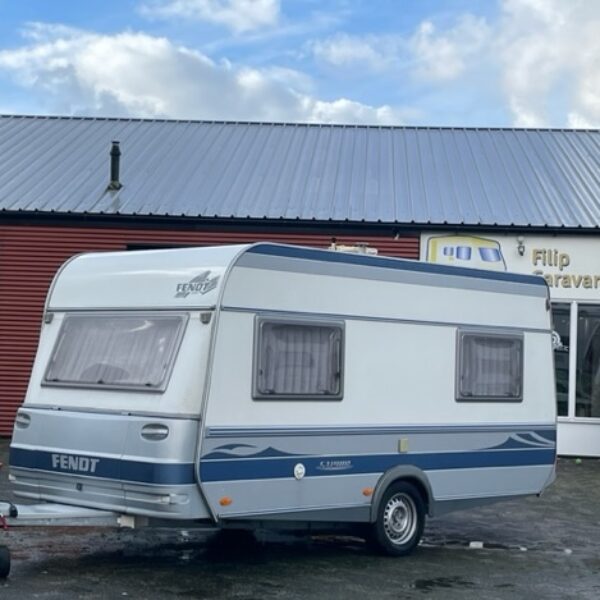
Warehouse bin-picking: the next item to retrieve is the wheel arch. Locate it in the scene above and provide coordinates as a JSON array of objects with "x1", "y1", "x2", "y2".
[{"x1": 370, "y1": 466, "x2": 435, "y2": 522}]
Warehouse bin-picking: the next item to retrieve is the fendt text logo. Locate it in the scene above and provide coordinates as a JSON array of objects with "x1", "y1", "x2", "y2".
[
  {"x1": 175, "y1": 271, "x2": 220, "y2": 298},
  {"x1": 51, "y1": 453, "x2": 100, "y2": 474}
]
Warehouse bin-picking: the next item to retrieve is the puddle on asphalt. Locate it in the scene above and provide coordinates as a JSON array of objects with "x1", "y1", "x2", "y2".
[
  {"x1": 54, "y1": 529, "x2": 369, "y2": 572},
  {"x1": 411, "y1": 576, "x2": 475, "y2": 591},
  {"x1": 421, "y1": 537, "x2": 514, "y2": 551}
]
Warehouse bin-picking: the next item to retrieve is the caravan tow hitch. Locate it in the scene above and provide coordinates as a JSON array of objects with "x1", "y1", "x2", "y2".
[{"x1": 0, "y1": 500, "x2": 122, "y2": 579}]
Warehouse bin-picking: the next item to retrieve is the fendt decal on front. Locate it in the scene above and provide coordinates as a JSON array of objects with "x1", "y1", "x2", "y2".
[
  {"x1": 175, "y1": 271, "x2": 220, "y2": 298},
  {"x1": 52, "y1": 453, "x2": 100, "y2": 474}
]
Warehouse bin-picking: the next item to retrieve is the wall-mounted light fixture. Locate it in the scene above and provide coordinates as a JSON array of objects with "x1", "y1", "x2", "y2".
[{"x1": 517, "y1": 235, "x2": 525, "y2": 257}]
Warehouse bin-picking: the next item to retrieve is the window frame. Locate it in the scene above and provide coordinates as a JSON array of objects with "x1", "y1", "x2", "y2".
[
  {"x1": 455, "y1": 329, "x2": 524, "y2": 403},
  {"x1": 42, "y1": 311, "x2": 189, "y2": 393},
  {"x1": 252, "y1": 315, "x2": 345, "y2": 401}
]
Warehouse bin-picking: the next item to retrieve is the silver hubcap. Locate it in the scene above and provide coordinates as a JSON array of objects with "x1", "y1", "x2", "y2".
[{"x1": 382, "y1": 493, "x2": 417, "y2": 545}]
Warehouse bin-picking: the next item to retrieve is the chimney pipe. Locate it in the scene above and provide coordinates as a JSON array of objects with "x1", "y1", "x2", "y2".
[{"x1": 108, "y1": 140, "x2": 122, "y2": 190}]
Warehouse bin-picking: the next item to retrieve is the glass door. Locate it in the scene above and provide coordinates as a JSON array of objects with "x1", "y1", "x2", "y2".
[
  {"x1": 551, "y1": 304, "x2": 570, "y2": 417},
  {"x1": 576, "y1": 305, "x2": 600, "y2": 418},
  {"x1": 552, "y1": 302, "x2": 600, "y2": 420}
]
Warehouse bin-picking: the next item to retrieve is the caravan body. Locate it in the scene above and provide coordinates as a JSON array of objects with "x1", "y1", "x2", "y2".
[{"x1": 10, "y1": 244, "x2": 556, "y2": 553}]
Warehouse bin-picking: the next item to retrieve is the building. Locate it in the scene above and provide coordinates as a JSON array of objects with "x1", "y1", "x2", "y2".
[{"x1": 0, "y1": 115, "x2": 598, "y2": 455}]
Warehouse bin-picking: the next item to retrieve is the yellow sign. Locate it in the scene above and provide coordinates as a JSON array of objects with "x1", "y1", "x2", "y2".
[
  {"x1": 425, "y1": 235, "x2": 506, "y2": 271},
  {"x1": 422, "y1": 233, "x2": 600, "y2": 298}
]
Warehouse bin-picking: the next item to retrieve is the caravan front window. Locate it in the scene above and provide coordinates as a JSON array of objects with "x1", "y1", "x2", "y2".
[
  {"x1": 44, "y1": 313, "x2": 187, "y2": 392},
  {"x1": 457, "y1": 331, "x2": 523, "y2": 402},
  {"x1": 253, "y1": 318, "x2": 343, "y2": 400}
]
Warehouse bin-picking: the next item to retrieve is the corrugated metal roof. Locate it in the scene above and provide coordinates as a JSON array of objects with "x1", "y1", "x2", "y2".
[{"x1": 0, "y1": 115, "x2": 598, "y2": 228}]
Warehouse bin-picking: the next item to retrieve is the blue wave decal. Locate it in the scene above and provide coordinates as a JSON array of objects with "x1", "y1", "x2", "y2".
[
  {"x1": 214, "y1": 443, "x2": 257, "y2": 451},
  {"x1": 528, "y1": 430, "x2": 557, "y2": 443},
  {"x1": 485, "y1": 433, "x2": 556, "y2": 451},
  {"x1": 247, "y1": 447, "x2": 306, "y2": 459},
  {"x1": 485, "y1": 438, "x2": 529, "y2": 451},
  {"x1": 513, "y1": 433, "x2": 554, "y2": 447},
  {"x1": 202, "y1": 445, "x2": 305, "y2": 461}
]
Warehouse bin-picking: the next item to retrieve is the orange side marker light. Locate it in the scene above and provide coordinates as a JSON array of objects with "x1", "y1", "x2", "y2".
[
  {"x1": 219, "y1": 496, "x2": 233, "y2": 506},
  {"x1": 362, "y1": 487, "x2": 374, "y2": 497}
]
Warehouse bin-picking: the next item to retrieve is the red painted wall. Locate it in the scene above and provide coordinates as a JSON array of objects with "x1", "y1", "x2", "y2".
[{"x1": 0, "y1": 223, "x2": 419, "y2": 435}]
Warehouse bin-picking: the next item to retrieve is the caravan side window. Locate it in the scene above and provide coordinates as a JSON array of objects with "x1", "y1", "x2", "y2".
[
  {"x1": 253, "y1": 318, "x2": 343, "y2": 400},
  {"x1": 457, "y1": 331, "x2": 523, "y2": 402},
  {"x1": 44, "y1": 313, "x2": 187, "y2": 392}
]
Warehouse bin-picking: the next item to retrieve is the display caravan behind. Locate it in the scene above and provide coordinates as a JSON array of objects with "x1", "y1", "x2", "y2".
[{"x1": 3, "y1": 243, "x2": 556, "y2": 568}]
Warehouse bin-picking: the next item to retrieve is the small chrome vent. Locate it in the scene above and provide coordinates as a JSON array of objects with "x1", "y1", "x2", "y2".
[
  {"x1": 141, "y1": 423, "x2": 169, "y2": 441},
  {"x1": 15, "y1": 412, "x2": 31, "y2": 429}
]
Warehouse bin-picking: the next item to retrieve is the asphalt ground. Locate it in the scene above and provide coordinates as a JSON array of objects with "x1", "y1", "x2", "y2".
[{"x1": 1, "y1": 438, "x2": 599, "y2": 599}]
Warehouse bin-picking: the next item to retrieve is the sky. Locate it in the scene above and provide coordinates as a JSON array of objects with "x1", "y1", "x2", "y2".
[{"x1": 0, "y1": 0, "x2": 598, "y2": 128}]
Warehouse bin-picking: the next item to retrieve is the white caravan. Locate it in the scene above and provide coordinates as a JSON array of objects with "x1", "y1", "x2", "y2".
[{"x1": 4, "y1": 243, "x2": 556, "y2": 564}]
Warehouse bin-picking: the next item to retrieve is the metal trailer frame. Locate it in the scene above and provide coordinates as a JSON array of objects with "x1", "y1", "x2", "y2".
[{"x1": 0, "y1": 500, "x2": 125, "y2": 578}]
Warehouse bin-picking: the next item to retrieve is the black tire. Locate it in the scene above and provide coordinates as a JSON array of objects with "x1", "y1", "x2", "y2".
[
  {"x1": 0, "y1": 545, "x2": 10, "y2": 579},
  {"x1": 371, "y1": 481, "x2": 425, "y2": 556}
]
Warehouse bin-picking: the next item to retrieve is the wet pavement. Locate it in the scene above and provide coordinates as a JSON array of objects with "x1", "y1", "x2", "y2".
[{"x1": 1, "y1": 438, "x2": 600, "y2": 599}]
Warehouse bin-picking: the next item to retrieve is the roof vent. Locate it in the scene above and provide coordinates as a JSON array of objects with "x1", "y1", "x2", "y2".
[
  {"x1": 107, "y1": 141, "x2": 123, "y2": 191},
  {"x1": 329, "y1": 241, "x2": 378, "y2": 255}
]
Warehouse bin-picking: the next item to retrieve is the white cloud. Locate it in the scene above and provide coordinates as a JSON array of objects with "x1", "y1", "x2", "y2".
[
  {"x1": 302, "y1": 97, "x2": 401, "y2": 125},
  {"x1": 497, "y1": 0, "x2": 600, "y2": 127},
  {"x1": 307, "y1": 1, "x2": 600, "y2": 128},
  {"x1": 309, "y1": 16, "x2": 489, "y2": 81},
  {"x1": 409, "y1": 15, "x2": 490, "y2": 82},
  {"x1": 405, "y1": 0, "x2": 600, "y2": 127},
  {"x1": 310, "y1": 33, "x2": 394, "y2": 71},
  {"x1": 0, "y1": 23, "x2": 410, "y2": 125},
  {"x1": 260, "y1": 66, "x2": 314, "y2": 94},
  {"x1": 397, "y1": 0, "x2": 600, "y2": 127},
  {"x1": 140, "y1": 0, "x2": 280, "y2": 33}
]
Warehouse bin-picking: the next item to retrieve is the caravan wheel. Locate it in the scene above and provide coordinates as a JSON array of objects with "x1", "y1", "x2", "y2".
[{"x1": 372, "y1": 481, "x2": 425, "y2": 556}]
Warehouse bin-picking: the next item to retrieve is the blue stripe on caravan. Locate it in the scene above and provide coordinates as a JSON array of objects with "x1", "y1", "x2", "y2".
[
  {"x1": 10, "y1": 447, "x2": 556, "y2": 486},
  {"x1": 199, "y1": 448, "x2": 556, "y2": 483},
  {"x1": 9, "y1": 447, "x2": 196, "y2": 485},
  {"x1": 247, "y1": 244, "x2": 547, "y2": 287}
]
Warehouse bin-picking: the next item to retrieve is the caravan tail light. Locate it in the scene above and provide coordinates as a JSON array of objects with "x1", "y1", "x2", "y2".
[{"x1": 141, "y1": 424, "x2": 169, "y2": 441}]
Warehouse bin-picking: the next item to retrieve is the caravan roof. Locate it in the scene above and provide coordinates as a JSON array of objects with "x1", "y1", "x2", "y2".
[
  {"x1": 47, "y1": 243, "x2": 548, "y2": 312},
  {"x1": 48, "y1": 244, "x2": 250, "y2": 310}
]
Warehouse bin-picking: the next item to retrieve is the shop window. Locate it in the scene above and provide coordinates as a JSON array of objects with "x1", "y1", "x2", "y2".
[
  {"x1": 576, "y1": 305, "x2": 600, "y2": 418},
  {"x1": 552, "y1": 304, "x2": 570, "y2": 417}
]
